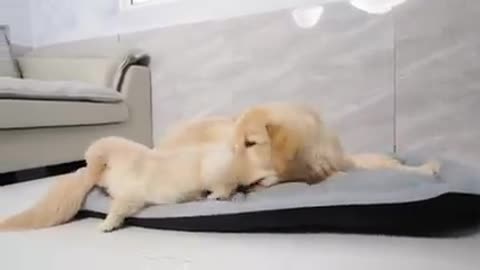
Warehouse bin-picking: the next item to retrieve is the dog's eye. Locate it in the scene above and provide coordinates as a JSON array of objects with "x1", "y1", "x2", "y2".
[{"x1": 244, "y1": 140, "x2": 257, "y2": 148}]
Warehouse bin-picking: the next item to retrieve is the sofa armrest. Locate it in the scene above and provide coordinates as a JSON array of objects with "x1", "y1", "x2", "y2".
[
  {"x1": 17, "y1": 57, "x2": 117, "y2": 88},
  {"x1": 119, "y1": 65, "x2": 153, "y2": 146}
]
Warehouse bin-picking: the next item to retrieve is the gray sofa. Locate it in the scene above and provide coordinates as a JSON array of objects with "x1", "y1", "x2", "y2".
[{"x1": 0, "y1": 55, "x2": 153, "y2": 173}]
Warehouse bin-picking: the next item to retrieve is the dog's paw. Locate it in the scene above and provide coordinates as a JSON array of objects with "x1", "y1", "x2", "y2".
[
  {"x1": 258, "y1": 176, "x2": 280, "y2": 187},
  {"x1": 206, "y1": 192, "x2": 230, "y2": 201},
  {"x1": 422, "y1": 160, "x2": 441, "y2": 176},
  {"x1": 97, "y1": 220, "x2": 119, "y2": 233}
]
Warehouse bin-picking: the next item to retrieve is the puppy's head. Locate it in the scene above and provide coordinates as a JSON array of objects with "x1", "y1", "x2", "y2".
[
  {"x1": 232, "y1": 108, "x2": 300, "y2": 187},
  {"x1": 263, "y1": 123, "x2": 301, "y2": 177}
]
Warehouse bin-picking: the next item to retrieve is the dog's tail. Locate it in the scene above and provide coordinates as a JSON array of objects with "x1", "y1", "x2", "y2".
[{"x1": 0, "y1": 138, "x2": 112, "y2": 231}]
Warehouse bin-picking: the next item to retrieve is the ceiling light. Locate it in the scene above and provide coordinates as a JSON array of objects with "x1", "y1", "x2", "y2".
[{"x1": 292, "y1": 6, "x2": 325, "y2": 28}]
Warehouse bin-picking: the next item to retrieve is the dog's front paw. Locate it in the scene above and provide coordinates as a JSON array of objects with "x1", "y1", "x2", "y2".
[
  {"x1": 97, "y1": 220, "x2": 119, "y2": 233},
  {"x1": 206, "y1": 191, "x2": 231, "y2": 201},
  {"x1": 258, "y1": 176, "x2": 280, "y2": 187}
]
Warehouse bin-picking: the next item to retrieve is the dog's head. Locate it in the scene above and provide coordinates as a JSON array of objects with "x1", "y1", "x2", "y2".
[{"x1": 232, "y1": 107, "x2": 301, "y2": 187}]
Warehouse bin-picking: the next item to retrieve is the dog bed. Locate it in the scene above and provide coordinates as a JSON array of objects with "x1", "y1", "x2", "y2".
[{"x1": 79, "y1": 156, "x2": 480, "y2": 236}]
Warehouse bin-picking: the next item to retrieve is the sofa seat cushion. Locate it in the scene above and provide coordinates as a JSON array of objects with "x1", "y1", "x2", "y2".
[
  {"x1": 0, "y1": 99, "x2": 128, "y2": 129},
  {"x1": 0, "y1": 77, "x2": 123, "y2": 103}
]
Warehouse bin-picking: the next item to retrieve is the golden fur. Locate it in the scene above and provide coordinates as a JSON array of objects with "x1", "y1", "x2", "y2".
[
  {"x1": 233, "y1": 102, "x2": 440, "y2": 187},
  {"x1": 157, "y1": 102, "x2": 439, "y2": 188},
  {"x1": 157, "y1": 116, "x2": 236, "y2": 150},
  {"x1": 0, "y1": 169, "x2": 95, "y2": 230},
  {"x1": 0, "y1": 136, "x2": 277, "y2": 232},
  {"x1": 232, "y1": 102, "x2": 351, "y2": 186}
]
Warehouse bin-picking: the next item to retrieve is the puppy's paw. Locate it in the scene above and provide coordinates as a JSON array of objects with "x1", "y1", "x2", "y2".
[
  {"x1": 258, "y1": 175, "x2": 280, "y2": 187},
  {"x1": 421, "y1": 160, "x2": 441, "y2": 176},
  {"x1": 97, "y1": 220, "x2": 119, "y2": 233},
  {"x1": 206, "y1": 192, "x2": 231, "y2": 201}
]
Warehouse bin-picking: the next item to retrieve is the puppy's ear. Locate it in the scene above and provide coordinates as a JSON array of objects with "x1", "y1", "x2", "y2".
[
  {"x1": 265, "y1": 123, "x2": 299, "y2": 174},
  {"x1": 265, "y1": 123, "x2": 280, "y2": 139}
]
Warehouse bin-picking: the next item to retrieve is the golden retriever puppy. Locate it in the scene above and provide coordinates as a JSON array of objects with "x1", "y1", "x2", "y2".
[
  {"x1": 0, "y1": 136, "x2": 278, "y2": 232},
  {"x1": 233, "y1": 102, "x2": 439, "y2": 187}
]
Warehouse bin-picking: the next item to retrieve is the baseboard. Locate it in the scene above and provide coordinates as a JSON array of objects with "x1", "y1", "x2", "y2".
[{"x1": 0, "y1": 160, "x2": 86, "y2": 186}]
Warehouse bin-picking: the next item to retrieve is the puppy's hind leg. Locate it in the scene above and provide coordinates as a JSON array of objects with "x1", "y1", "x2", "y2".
[
  {"x1": 98, "y1": 198, "x2": 145, "y2": 232},
  {"x1": 392, "y1": 160, "x2": 441, "y2": 176},
  {"x1": 349, "y1": 153, "x2": 440, "y2": 176}
]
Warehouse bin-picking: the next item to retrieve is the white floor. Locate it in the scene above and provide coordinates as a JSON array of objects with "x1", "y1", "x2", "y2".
[{"x1": 1, "y1": 177, "x2": 479, "y2": 270}]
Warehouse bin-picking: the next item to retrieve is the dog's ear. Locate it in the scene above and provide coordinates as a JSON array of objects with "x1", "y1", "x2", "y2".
[
  {"x1": 265, "y1": 124, "x2": 300, "y2": 162},
  {"x1": 265, "y1": 123, "x2": 279, "y2": 139}
]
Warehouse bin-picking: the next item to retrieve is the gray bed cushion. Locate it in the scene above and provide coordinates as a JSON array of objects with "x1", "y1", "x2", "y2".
[
  {"x1": 82, "y1": 157, "x2": 480, "y2": 219},
  {"x1": 0, "y1": 77, "x2": 123, "y2": 103}
]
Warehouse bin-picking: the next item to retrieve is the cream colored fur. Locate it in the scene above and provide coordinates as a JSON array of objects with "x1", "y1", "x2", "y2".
[
  {"x1": 236, "y1": 102, "x2": 439, "y2": 187},
  {"x1": 0, "y1": 136, "x2": 277, "y2": 232},
  {"x1": 0, "y1": 169, "x2": 93, "y2": 230},
  {"x1": 157, "y1": 102, "x2": 439, "y2": 188},
  {"x1": 157, "y1": 116, "x2": 236, "y2": 150}
]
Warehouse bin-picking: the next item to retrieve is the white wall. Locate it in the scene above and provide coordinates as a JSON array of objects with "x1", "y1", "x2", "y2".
[
  {"x1": 0, "y1": 0, "x2": 32, "y2": 46},
  {"x1": 29, "y1": 0, "x2": 335, "y2": 47},
  {"x1": 1, "y1": 0, "x2": 405, "y2": 47}
]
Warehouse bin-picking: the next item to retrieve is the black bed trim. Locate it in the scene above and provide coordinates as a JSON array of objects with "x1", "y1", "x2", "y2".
[
  {"x1": 0, "y1": 160, "x2": 85, "y2": 186},
  {"x1": 78, "y1": 193, "x2": 480, "y2": 237}
]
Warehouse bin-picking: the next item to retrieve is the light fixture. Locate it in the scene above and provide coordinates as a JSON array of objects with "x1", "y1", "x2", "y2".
[
  {"x1": 349, "y1": 0, "x2": 406, "y2": 14},
  {"x1": 292, "y1": 6, "x2": 325, "y2": 28}
]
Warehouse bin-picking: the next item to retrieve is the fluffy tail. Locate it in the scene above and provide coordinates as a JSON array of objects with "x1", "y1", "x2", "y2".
[{"x1": 0, "y1": 138, "x2": 111, "y2": 231}]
